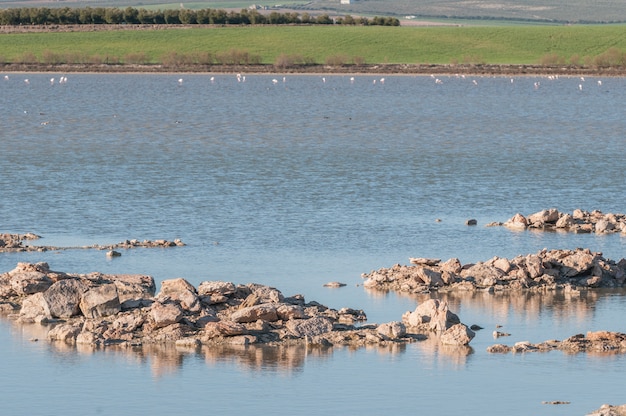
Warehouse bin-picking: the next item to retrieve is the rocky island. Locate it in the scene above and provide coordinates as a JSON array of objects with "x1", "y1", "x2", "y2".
[{"x1": 0, "y1": 262, "x2": 477, "y2": 350}]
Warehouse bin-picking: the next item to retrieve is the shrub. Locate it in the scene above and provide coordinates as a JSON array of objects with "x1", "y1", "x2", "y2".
[
  {"x1": 592, "y1": 47, "x2": 626, "y2": 67},
  {"x1": 539, "y1": 52, "x2": 566, "y2": 65},
  {"x1": 325, "y1": 54, "x2": 349, "y2": 66},
  {"x1": 124, "y1": 52, "x2": 149, "y2": 64}
]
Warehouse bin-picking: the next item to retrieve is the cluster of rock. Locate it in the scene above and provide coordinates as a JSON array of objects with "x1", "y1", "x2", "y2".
[
  {"x1": 0, "y1": 262, "x2": 476, "y2": 349},
  {"x1": 361, "y1": 248, "x2": 626, "y2": 293},
  {"x1": 0, "y1": 232, "x2": 41, "y2": 249},
  {"x1": 588, "y1": 404, "x2": 626, "y2": 416},
  {"x1": 0, "y1": 233, "x2": 185, "y2": 252},
  {"x1": 488, "y1": 208, "x2": 626, "y2": 234},
  {"x1": 487, "y1": 331, "x2": 626, "y2": 354}
]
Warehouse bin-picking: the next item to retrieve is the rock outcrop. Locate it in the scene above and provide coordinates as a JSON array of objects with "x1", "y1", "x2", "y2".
[
  {"x1": 487, "y1": 331, "x2": 626, "y2": 354},
  {"x1": 488, "y1": 209, "x2": 626, "y2": 234},
  {"x1": 0, "y1": 262, "x2": 455, "y2": 349},
  {"x1": 362, "y1": 248, "x2": 626, "y2": 293},
  {"x1": 0, "y1": 233, "x2": 185, "y2": 253},
  {"x1": 587, "y1": 404, "x2": 626, "y2": 416}
]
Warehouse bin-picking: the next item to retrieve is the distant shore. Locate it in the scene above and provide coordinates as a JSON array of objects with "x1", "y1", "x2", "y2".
[{"x1": 3, "y1": 62, "x2": 626, "y2": 77}]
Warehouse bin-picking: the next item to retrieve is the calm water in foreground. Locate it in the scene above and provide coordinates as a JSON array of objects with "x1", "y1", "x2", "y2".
[{"x1": 1, "y1": 73, "x2": 626, "y2": 415}]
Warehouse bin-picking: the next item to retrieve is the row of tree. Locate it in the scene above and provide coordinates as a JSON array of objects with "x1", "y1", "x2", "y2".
[{"x1": 0, "y1": 7, "x2": 400, "y2": 26}]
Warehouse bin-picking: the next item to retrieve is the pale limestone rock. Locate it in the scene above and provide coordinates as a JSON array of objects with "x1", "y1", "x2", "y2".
[
  {"x1": 246, "y1": 284, "x2": 284, "y2": 303},
  {"x1": 409, "y1": 258, "x2": 441, "y2": 266},
  {"x1": 440, "y1": 258, "x2": 462, "y2": 274},
  {"x1": 527, "y1": 208, "x2": 560, "y2": 225},
  {"x1": 377, "y1": 321, "x2": 406, "y2": 339},
  {"x1": 197, "y1": 280, "x2": 236, "y2": 296},
  {"x1": 80, "y1": 283, "x2": 121, "y2": 318},
  {"x1": 230, "y1": 304, "x2": 278, "y2": 323},
  {"x1": 587, "y1": 404, "x2": 626, "y2": 416},
  {"x1": 559, "y1": 249, "x2": 597, "y2": 277},
  {"x1": 460, "y1": 262, "x2": 504, "y2": 287},
  {"x1": 555, "y1": 213, "x2": 573, "y2": 228},
  {"x1": 504, "y1": 213, "x2": 528, "y2": 230},
  {"x1": 203, "y1": 321, "x2": 246, "y2": 338},
  {"x1": 595, "y1": 219, "x2": 614, "y2": 234},
  {"x1": 20, "y1": 292, "x2": 51, "y2": 320},
  {"x1": 285, "y1": 316, "x2": 333, "y2": 338},
  {"x1": 158, "y1": 278, "x2": 200, "y2": 312},
  {"x1": 491, "y1": 256, "x2": 512, "y2": 273},
  {"x1": 277, "y1": 304, "x2": 305, "y2": 320},
  {"x1": 440, "y1": 323, "x2": 475, "y2": 346},
  {"x1": 109, "y1": 274, "x2": 156, "y2": 302},
  {"x1": 10, "y1": 271, "x2": 53, "y2": 296},
  {"x1": 43, "y1": 279, "x2": 87, "y2": 318},
  {"x1": 47, "y1": 323, "x2": 81, "y2": 343},
  {"x1": 487, "y1": 344, "x2": 511, "y2": 353},
  {"x1": 150, "y1": 302, "x2": 183, "y2": 329},
  {"x1": 524, "y1": 254, "x2": 544, "y2": 279},
  {"x1": 415, "y1": 267, "x2": 444, "y2": 286}
]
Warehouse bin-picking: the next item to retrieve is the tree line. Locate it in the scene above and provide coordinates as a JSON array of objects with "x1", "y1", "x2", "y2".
[{"x1": 0, "y1": 7, "x2": 400, "y2": 26}]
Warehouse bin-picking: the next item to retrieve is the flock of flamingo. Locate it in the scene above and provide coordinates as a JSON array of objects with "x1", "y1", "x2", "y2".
[{"x1": 3, "y1": 72, "x2": 607, "y2": 91}]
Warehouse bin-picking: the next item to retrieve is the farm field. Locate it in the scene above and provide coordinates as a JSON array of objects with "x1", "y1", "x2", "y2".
[{"x1": 2, "y1": 25, "x2": 626, "y2": 66}]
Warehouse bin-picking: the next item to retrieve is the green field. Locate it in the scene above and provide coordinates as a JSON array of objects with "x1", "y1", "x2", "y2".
[{"x1": 2, "y1": 25, "x2": 626, "y2": 66}]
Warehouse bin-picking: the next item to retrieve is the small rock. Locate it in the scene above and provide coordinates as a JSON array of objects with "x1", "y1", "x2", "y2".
[
  {"x1": 106, "y1": 250, "x2": 121, "y2": 258},
  {"x1": 323, "y1": 282, "x2": 347, "y2": 288}
]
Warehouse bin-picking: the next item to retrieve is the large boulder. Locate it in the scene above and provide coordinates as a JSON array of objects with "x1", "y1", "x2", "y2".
[
  {"x1": 440, "y1": 323, "x2": 475, "y2": 346},
  {"x1": 157, "y1": 278, "x2": 200, "y2": 312},
  {"x1": 526, "y1": 208, "x2": 560, "y2": 226},
  {"x1": 285, "y1": 316, "x2": 333, "y2": 338},
  {"x1": 108, "y1": 274, "x2": 156, "y2": 302},
  {"x1": 43, "y1": 279, "x2": 87, "y2": 318},
  {"x1": 503, "y1": 213, "x2": 528, "y2": 230},
  {"x1": 79, "y1": 283, "x2": 121, "y2": 318},
  {"x1": 9, "y1": 262, "x2": 54, "y2": 295},
  {"x1": 230, "y1": 304, "x2": 278, "y2": 323},
  {"x1": 460, "y1": 262, "x2": 505, "y2": 287},
  {"x1": 150, "y1": 302, "x2": 184, "y2": 329}
]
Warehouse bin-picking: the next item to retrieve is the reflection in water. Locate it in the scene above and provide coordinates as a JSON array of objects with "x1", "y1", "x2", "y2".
[
  {"x1": 3, "y1": 316, "x2": 476, "y2": 375},
  {"x1": 372, "y1": 287, "x2": 626, "y2": 329}
]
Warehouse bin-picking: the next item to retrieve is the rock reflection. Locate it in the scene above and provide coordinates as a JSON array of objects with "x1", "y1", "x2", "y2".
[
  {"x1": 413, "y1": 335, "x2": 474, "y2": 369},
  {"x1": 385, "y1": 288, "x2": 626, "y2": 328}
]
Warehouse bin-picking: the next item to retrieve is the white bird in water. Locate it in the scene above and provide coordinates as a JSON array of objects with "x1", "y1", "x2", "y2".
[
  {"x1": 236, "y1": 73, "x2": 242, "y2": 82},
  {"x1": 50, "y1": 78, "x2": 55, "y2": 85},
  {"x1": 579, "y1": 84, "x2": 583, "y2": 90},
  {"x1": 59, "y1": 76, "x2": 67, "y2": 84},
  {"x1": 472, "y1": 79, "x2": 478, "y2": 85},
  {"x1": 598, "y1": 80, "x2": 602, "y2": 86},
  {"x1": 272, "y1": 79, "x2": 278, "y2": 84},
  {"x1": 580, "y1": 76, "x2": 585, "y2": 82},
  {"x1": 210, "y1": 76, "x2": 215, "y2": 83},
  {"x1": 178, "y1": 78, "x2": 183, "y2": 85},
  {"x1": 380, "y1": 78, "x2": 385, "y2": 84},
  {"x1": 435, "y1": 78, "x2": 442, "y2": 84},
  {"x1": 350, "y1": 77, "x2": 355, "y2": 84},
  {"x1": 322, "y1": 77, "x2": 326, "y2": 83},
  {"x1": 3, "y1": 75, "x2": 8, "y2": 80},
  {"x1": 283, "y1": 76, "x2": 286, "y2": 83},
  {"x1": 24, "y1": 79, "x2": 29, "y2": 85}
]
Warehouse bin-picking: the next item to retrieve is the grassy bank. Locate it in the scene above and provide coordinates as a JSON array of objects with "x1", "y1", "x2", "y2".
[{"x1": 2, "y1": 25, "x2": 626, "y2": 66}]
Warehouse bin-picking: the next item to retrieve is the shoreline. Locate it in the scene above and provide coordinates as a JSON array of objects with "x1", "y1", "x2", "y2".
[{"x1": 3, "y1": 62, "x2": 626, "y2": 77}]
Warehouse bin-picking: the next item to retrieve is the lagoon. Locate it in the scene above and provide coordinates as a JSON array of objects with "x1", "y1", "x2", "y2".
[{"x1": 1, "y1": 73, "x2": 626, "y2": 415}]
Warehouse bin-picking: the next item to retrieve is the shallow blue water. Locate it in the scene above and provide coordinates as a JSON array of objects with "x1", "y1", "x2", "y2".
[{"x1": 1, "y1": 73, "x2": 626, "y2": 415}]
